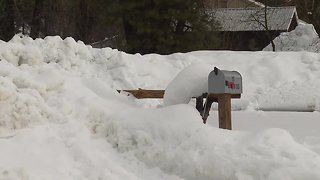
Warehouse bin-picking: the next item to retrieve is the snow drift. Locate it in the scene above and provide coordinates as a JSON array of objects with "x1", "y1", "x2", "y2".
[
  {"x1": 264, "y1": 23, "x2": 320, "y2": 53},
  {"x1": 0, "y1": 35, "x2": 320, "y2": 179}
]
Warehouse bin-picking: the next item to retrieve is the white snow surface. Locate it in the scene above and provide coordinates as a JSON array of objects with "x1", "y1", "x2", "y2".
[
  {"x1": 163, "y1": 64, "x2": 214, "y2": 106},
  {"x1": 1, "y1": 35, "x2": 320, "y2": 179},
  {"x1": 264, "y1": 23, "x2": 320, "y2": 53}
]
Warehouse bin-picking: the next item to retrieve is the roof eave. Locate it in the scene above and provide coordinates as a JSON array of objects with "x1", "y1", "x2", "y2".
[{"x1": 286, "y1": 7, "x2": 298, "y2": 31}]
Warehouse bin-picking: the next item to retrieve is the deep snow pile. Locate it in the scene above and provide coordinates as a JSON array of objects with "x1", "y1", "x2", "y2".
[
  {"x1": 264, "y1": 23, "x2": 320, "y2": 53},
  {"x1": 1, "y1": 35, "x2": 320, "y2": 179}
]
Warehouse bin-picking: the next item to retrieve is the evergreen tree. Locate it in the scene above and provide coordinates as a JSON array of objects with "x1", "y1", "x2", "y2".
[
  {"x1": 77, "y1": 0, "x2": 125, "y2": 46},
  {"x1": 1, "y1": 0, "x2": 220, "y2": 53},
  {"x1": 30, "y1": 0, "x2": 44, "y2": 38},
  {"x1": 14, "y1": 0, "x2": 34, "y2": 35},
  {"x1": 0, "y1": 0, "x2": 16, "y2": 41},
  {"x1": 30, "y1": 0, "x2": 79, "y2": 39},
  {"x1": 119, "y1": 0, "x2": 220, "y2": 54}
]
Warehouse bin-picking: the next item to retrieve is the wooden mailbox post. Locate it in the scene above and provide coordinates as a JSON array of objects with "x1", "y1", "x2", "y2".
[
  {"x1": 218, "y1": 94, "x2": 232, "y2": 130},
  {"x1": 117, "y1": 67, "x2": 242, "y2": 130},
  {"x1": 201, "y1": 67, "x2": 242, "y2": 130},
  {"x1": 195, "y1": 93, "x2": 241, "y2": 130}
]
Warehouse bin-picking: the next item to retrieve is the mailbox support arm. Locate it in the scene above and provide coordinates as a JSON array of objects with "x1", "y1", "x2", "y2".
[
  {"x1": 202, "y1": 94, "x2": 217, "y2": 124},
  {"x1": 196, "y1": 96, "x2": 204, "y2": 116}
]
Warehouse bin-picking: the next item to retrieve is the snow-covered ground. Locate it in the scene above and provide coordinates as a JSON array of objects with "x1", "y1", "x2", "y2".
[{"x1": 1, "y1": 34, "x2": 320, "y2": 180}]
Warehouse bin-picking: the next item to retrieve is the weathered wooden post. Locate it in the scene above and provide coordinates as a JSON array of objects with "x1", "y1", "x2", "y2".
[{"x1": 218, "y1": 94, "x2": 232, "y2": 130}]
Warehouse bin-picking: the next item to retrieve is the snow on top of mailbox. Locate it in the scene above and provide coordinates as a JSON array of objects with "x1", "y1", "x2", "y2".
[
  {"x1": 163, "y1": 64, "x2": 214, "y2": 106},
  {"x1": 164, "y1": 66, "x2": 243, "y2": 106}
]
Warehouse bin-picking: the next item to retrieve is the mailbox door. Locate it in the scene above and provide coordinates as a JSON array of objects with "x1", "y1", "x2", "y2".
[{"x1": 222, "y1": 71, "x2": 242, "y2": 94}]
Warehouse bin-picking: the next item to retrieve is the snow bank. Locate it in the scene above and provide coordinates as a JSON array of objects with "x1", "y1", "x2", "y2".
[
  {"x1": 0, "y1": 61, "x2": 54, "y2": 135},
  {"x1": 168, "y1": 51, "x2": 320, "y2": 112},
  {"x1": 264, "y1": 23, "x2": 320, "y2": 53},
  {"x1": 2, "y1": 35, "x2": 320, "y2": 111},
  {"x1": 1, "y1": 35, "x2": 320, "y2": 179},
  {"x1": 98, "y1": 104, "x2": 320, "y2": 180}
]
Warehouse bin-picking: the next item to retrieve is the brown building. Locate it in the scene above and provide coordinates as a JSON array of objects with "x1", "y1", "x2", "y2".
[{"x1": 210, "y1": 6, "x2": 298, "y2": 50}]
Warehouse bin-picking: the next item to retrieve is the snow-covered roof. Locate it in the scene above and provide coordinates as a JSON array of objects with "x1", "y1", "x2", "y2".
[{"x1": 211, "y1": 6, "x2": 298, "y2": 32}]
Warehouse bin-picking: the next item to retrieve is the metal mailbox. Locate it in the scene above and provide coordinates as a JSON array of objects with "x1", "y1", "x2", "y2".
[{"x1": 208, "y1": 67, "x2": 242, "y2": 94}]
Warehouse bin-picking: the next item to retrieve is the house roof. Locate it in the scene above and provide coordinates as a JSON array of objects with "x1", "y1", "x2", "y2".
[{"x1": 210, "y1": 6, "x2": 298, "y2": 32}]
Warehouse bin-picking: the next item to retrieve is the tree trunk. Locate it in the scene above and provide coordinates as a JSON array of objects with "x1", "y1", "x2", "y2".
[
  {"x1": 75, "y1": 0, "x2": 90, "y2": 42},
  {"x1": 270, "y1": 39, "x2": 276, "y2": 51},
  {"x1": 122, "y1": 17, "x2": 136, "y2": 53},
  {"x1": 1, "y1": 0, "x2": 16, "y2": 41},
  {"x1": 30, "y1": 0, "x2": 45, "y2": 38},
  {"x1": 175, "y1": 20, "x2": 186, "y2": 35}
]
